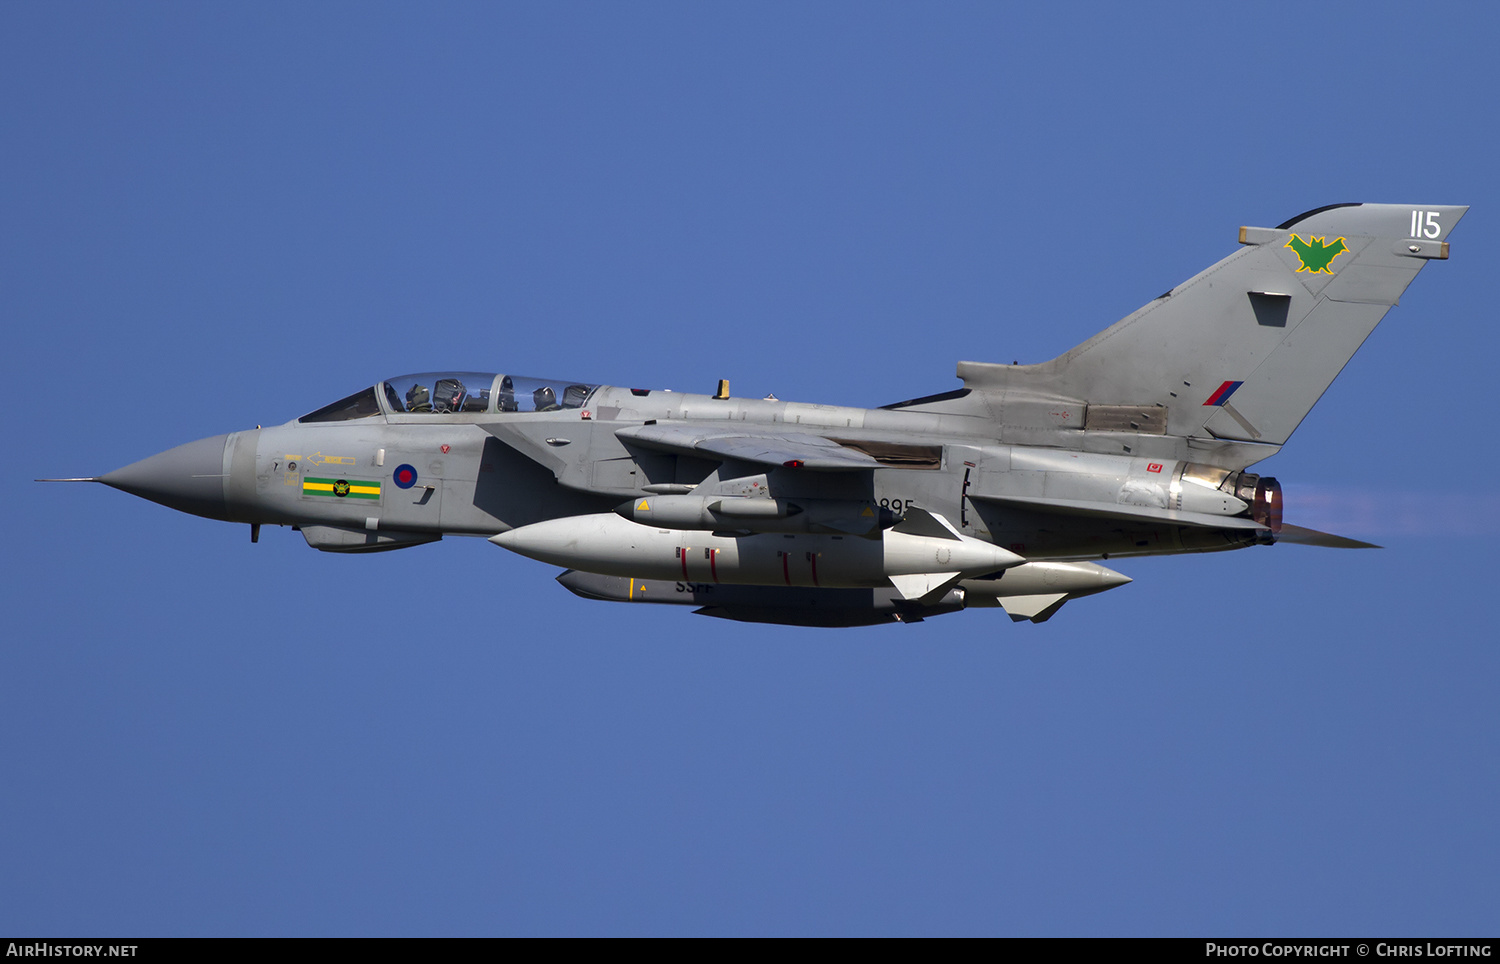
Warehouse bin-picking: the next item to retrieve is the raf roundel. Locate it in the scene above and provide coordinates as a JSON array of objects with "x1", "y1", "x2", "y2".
[{"x1": 393, "y1": 464, "x2": 419, "y2": 489}]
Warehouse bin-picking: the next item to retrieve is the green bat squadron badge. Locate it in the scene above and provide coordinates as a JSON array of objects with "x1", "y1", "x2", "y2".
[{"x1": 1285, "y1": 234, "x2": 1349, "y2": 274}]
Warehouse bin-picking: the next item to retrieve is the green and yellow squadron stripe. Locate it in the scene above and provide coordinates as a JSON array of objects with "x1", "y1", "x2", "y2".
[{"x1": 302, "y1": 477, "x2": 381, "y2": 500}]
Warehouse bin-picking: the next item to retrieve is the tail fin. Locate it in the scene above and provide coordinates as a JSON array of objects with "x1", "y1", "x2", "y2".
[{"x1": 958, "y1": 203, "x2": 1467, "y2": 450}]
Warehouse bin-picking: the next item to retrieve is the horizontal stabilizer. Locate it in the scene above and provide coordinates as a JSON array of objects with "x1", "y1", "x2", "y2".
[
  {"x1": 968, "y1": 492, "x2": 1266, "y2": 531},
  {"x1": 1275, "y1": 523, "x2": 1380, "y2": 549}
]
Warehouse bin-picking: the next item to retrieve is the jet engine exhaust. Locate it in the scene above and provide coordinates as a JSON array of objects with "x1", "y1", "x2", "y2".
[{"x1": 1252, "y1": 476, "x2": 1283, "y2": 535}]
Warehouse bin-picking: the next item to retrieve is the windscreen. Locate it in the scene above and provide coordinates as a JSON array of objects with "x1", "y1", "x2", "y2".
[{"x1": 299, "y1": 386, "x2": 383, "y2": 423}]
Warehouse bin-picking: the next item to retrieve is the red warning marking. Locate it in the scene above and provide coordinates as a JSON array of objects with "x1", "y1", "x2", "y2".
[
  {"x1": 681, "y1": 546, "x2": 690, "y2": 581},
  {"x1": 808, "y1": 552, "x2": 819, "y2": 587},
  {"x1": 709, "y1": 548, "x2": 718, "y2": 583},
  {"x1": 1148, "y1": 463, "x2": 1163, "y2": 473},
  {"x1": 782, "y1": 551, "x2": 791, "y2": 586},
  {"x1": 440, "y1": 444, "x2": 451, "y2": 454}
]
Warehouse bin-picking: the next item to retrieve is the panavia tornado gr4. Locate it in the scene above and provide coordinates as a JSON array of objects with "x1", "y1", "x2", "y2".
[{"x1": 56, "y1": 203, "x2": 1465, "y2": 626}]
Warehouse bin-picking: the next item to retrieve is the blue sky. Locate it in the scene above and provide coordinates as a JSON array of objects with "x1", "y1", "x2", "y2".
[{"x1": 3, "y1": 2, "x2": 1497, "y2": 936}]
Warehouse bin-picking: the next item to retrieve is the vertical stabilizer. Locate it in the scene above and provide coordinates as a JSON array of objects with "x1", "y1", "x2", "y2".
[{"x1": 958, "y1": 203, "x2": 1467, "y2": 449}]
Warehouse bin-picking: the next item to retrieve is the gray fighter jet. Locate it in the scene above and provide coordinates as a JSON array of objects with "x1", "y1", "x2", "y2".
[{"x1": 51, "y1": 203, "x2": 1466, "y2": 626}]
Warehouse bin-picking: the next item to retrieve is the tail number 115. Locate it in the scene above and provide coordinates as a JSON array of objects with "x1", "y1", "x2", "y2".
[{"x1": 1411, "y1": 210, "x2": 1442, "y2": 239}]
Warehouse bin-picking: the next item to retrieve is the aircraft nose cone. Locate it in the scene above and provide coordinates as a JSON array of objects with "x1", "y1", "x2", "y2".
[{"x1": 101, "y1": 434, "x2": 232, "y2": 520}]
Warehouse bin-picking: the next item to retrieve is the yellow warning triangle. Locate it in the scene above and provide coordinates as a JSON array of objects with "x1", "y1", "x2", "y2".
[
  {"x1": 638, "y1": 500, "x2": 650, "y2": 511},
  {"x1": 861, "y1": 506, "x2": 873, "y2": 517}
]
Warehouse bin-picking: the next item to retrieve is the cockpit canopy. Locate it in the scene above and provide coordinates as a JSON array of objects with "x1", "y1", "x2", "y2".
[
  {"x1": 299, "y1": 372, "x2": 599, "y2": 423},
  {"x1": 384, "y1": 372, "x2": 499, "y2": 414}
]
